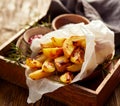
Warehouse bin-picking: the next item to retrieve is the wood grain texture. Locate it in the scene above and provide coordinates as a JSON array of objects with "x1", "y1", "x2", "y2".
[
  {"x1": 0, "y1": 78, "x2": 120, "y2": 106},
  {"x1": 0, "y1": 79, "x2": 41, "y2": 106}
]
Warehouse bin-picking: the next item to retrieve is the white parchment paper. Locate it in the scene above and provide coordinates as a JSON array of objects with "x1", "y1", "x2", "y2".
[{"x1": 26, "y1": 20, "x2": 114, "y2": 103}]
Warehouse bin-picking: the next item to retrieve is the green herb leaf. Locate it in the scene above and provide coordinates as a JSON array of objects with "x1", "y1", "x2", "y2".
[{"x1": 6, "y1": 43, "x2": 27, "y2": 66}]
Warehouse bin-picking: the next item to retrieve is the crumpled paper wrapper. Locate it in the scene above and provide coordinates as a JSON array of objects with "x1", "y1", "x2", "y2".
[{"x1": 26, "y1": 20, "x2": 114, "y2": 103}]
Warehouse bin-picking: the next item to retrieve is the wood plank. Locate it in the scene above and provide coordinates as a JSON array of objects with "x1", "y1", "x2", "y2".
[
  {"x1": 0, "y1": 78, "x2": 120, "y2": 106},
  {"x1": 0, "y1": 56, "x2": 27, "y2": 88}
]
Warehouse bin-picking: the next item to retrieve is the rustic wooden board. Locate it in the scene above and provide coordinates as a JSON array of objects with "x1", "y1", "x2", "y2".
[
  {"x1": 0, "y1": 25, "x2": 120, "y2": 106},
  {"x1": 0, "y1": 56, "x2": 27, "y2": 88}
]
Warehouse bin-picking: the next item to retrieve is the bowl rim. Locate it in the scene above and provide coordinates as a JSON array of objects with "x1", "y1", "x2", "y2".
[
  {"x1": 52, "y1": 13, "x2": 90, "y2": 30},
  {"x1": 23, "y1": 26, "x2": 52, "y2": 45}
]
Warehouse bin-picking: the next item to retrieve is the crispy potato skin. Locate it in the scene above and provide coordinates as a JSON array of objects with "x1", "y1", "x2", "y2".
[
  {"x1": 51, "y1": 37, "x2": 66, "y2": 47},
  {"x1": 42, "y1": 47, "x2": 63, "y2": 59},
  {"x1": 54, "y1": 56, "x2": 71, "y2": 72},
  {"x1": 29, "y1": 69, "x2": 53, "y2": 80},
  {"x1": 70, "y1": 47, "x2": 85, "y2": 64},
  {"x1": 42, "y1": 59, "x2": 55, "y2": 72},
  {"x1": 60, "y1": 72, "x2": 73, "y2": 84}
]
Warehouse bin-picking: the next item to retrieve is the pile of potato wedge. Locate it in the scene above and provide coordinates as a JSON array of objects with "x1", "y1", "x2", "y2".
[{"x1": 26, "y1": 35, "x2": 86, "y2": 84}]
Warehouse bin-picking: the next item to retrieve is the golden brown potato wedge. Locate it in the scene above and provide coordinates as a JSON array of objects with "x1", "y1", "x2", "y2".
[
  {"x1": 42, "y1": 47, "x2": 63, "y2": 59},
  {"x1": 60, "y1": 72, "x2": 73, "y2": 84},
  {"x1": 26, "y1": 58, "x2": 42, "y2": 70},
  {"x1": 70, "y1": 47, "x2": 84, "y2": 64},
  {"x1": 63, "y1": 37, "x2": 75, "y2": 58},
  {"x1": 71, "y1": 36, "x2": 86, "y2": 49},
  {"x1": 29, "y1": 69, "x2": 53, "y2": 80},
  {"x1": 51, "y1": 37, "x2": 66, "y2": 47},
  {"x1": 41, "y1": 41, "x2": 54, "y2": 48},
  {"x1": 67, "y1": 64, "x2": 82, "y2": 72},
  {"x1": 42, "y1": 59, "x2": 55, "y2": 73},
  {"x1": 54, "y1": 56, "x2": 71, "y2": 72},
  {"x1": 35, "y1": 53, "x2": 47, "y2": 63}
]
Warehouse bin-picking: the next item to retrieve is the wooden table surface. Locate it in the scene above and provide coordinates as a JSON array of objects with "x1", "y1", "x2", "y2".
[{"x1": 0, "y1": 78, "x2": 120, "y2": 106}]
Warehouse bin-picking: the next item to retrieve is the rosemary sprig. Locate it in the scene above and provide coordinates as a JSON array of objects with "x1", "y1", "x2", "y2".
[
  {"x1": 6, "y1": 43, "x2": 27, "y2": 66},
  {"x1": 40, "y1": 15, "x2": 52, "y2": 28}
]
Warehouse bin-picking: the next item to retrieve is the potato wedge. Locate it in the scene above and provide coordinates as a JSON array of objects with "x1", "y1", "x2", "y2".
[
  {"x1": 71, "y1": 36, "x2": 86, "y2": 49},
  {"x1": 29, "y1": 69, "x2": 53, "y2": 80},
  {"x1": 70, "y1": 47, "x2": 84, "y2": 64},
  {"x1": 42, "y1": 59, "x2": 55, "y2": 73},
  {"x1": 54, "y1": 56, "x2": 71, "y2": 72},
  {"x1": 41, "y1": 41, "x2": 54, "y2": 48},
  {"x1": 42, "y1": 47, "x2": 63, "y2": 59},
  {"x1": 63, "y1": 37, "x2": 75, "y2": 58},
  {"x1": 35, "y1": 53, "x2": 47, "y2": 63},
  {"x1": 60, "y1": 72, "x2": 73, "y2": 84},
  {"x1": 67, "y1": 64, "x2": 82, "y2": 72},
  {"x1": 51, "y1": 37, "x2": 66, "y2": 47},
  {"x1": 26, "y1": 58, "x2": 42, "y2": 69}
]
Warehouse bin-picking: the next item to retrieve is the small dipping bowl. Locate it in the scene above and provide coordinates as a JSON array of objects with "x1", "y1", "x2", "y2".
[
  {"x1": 16, "y1": 26, "x2": 52, "y2": 56},
  {"x1": 23, "y1": 26, "x2": 52, "y2": 45},
  {"x1": 52, "y1": 14, "x2": 89, "y2": 30}
]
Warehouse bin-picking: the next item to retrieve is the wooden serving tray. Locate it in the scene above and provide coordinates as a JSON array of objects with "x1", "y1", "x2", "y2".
[
  {"x1": 0, "y1": 24, "x2": 120, "y2": 106},
  {"x1": 0, "y1": 29, "x2": 28, "y2": 88}
]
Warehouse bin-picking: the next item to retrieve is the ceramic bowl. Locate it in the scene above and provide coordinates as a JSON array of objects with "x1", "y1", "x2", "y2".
[
  {"x1": 52, "y1": 14, "x2": 89, "y2": 30},
  {"x1": 23, "y1": 26, "x2": 52, "y2": 45},
  {"x1": 16, "y1": 26, "x2": 52, "y2": 56}
]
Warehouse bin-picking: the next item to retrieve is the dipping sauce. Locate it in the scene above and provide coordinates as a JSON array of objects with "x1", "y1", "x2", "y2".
[{"x1": 28, "y1": 34, "x2": 43, "y2": 44}]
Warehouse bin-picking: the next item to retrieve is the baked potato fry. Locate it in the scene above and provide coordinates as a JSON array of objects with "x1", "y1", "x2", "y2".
[
  {"x1": 29, "y1": 69, "x2": 53, "y2": 80},
  {"x1": 71, "y1": 36, "x2": 86, "y2": 48},
  {"x1": 42, "y1": 59, "x2": 55, "y2": 72},
  {"x1": 35, "y1": 54, "x2": 47, "y2": 63},
  {"x1": 42, "y1": 47, "x2": 63, "y2": 59},
  {"x1": 26, "y1": 58, "x2": 42, "y2": 69},
  {"x1": 54, "y1": 56, "x2": 70, "y2": 72},
  {"x1": 70, "y1": 47, "x2": 84, "y2": 64},
  {"x1": 51, "y1": 37, "x2": 66, "y2": 47},
  {"x1": 63, "y1": 37, "x2": 75, "y2": 58},
  {"x1": 60, "y1": 72, "x2": 73, "y2": 84},
  {"x1": 67, "y1": 64, "x2": 82, "y2": 72},
  {"x1": 41, "y1": 41, "x2": 54, "y2": 48}
]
